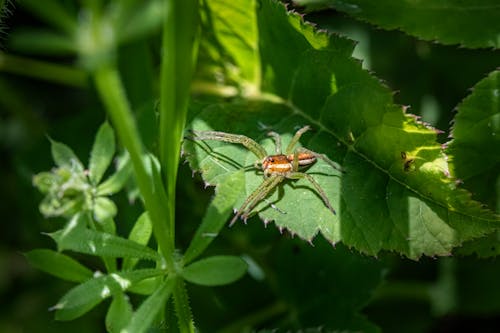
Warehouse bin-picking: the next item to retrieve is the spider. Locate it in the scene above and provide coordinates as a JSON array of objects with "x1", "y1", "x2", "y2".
[{"x1": 188, "y1": 126, "x2": 342, "y2": 226}]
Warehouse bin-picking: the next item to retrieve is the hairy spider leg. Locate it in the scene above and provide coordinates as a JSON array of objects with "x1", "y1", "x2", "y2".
[
  {"x1": 267, "y1": 131, "x2": 282, "y2": 154},
  {"x1": 238, "y1": 175, "x2": 284, "y2": 224},
  {"x1": 286, "y1": 172, "x2": 336, "y2": 215},
  {"x1": 189, "y1": 130, "x2": 267, "y2": 160},
  {"x1": 229, "y1": 175, "x2": 284, "y2": 226},
  {"x1": 285, "y1": 125, "x2": 312, "y2": 155}
]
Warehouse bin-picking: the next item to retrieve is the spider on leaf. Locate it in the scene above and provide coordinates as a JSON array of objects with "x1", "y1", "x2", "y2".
[{"x1": 188, "y1": 126, "x2": 343, "y2": 226}]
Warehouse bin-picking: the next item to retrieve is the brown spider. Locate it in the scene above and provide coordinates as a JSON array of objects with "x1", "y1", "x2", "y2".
[{"x1": 188, "y1": 126, "x2": 342, "y2": 226}]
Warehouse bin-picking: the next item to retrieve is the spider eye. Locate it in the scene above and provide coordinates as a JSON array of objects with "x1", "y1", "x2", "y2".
[{"x1": 268, "y1": 157, "x2": 274, "y2": 162}]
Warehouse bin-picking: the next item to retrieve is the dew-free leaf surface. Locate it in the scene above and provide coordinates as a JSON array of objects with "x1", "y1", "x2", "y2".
[
  {"x1": 185, "y1": 0, "x2": 499, "y2": 259},
  {"x1": 295, "y1": 0, "x2": 500, "y2": 49}
]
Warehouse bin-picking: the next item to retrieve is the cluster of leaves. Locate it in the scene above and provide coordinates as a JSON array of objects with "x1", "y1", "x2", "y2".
[
  {"x1": 29, "y1": 123, "x2": 247, "y2": 331},
  {"x1": 1, "y1": 0, "x2": 498, "y2": 332}
]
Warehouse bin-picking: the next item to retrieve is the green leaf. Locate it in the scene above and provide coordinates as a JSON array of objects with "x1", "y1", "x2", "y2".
[
  {"x1": 447, "y1": 70, "x2": 500, "y2": 257},
  {"x1": 183, "y1": 170, "x2": 245, "y2": 264},
  {"x1": 106, "y1": 292, "x2": 133, "y2": 333},
  {"x1": 121, "y1": 277, "x2": 174, "y2": 333},
  {"x1": 122, "y1": 212, "x2": 153, "y2": 271},
  {"x1": 89, "y1": 122, "x2": 116, "y2": 185},
  {"x1": 49, "y1": 214, "x2": 160, "y2": 261},
  {"x1": 96, "y1": 154, "x2": 133, "y2": 196},
  {"x1": 184, "y1": 0, "x2": 500, "y2": 259},
  {"x1": 50, "y1": 138, "x2": 84, "y2": 172},
  {"x1": 182, "y1": 255, "x2": 247, "y2": 286},
  {"x1": 296, "y1": 0, "x2": 500, "y2": 49},
  {"x1": 93, "y1": 196, "x2": 118, "y2": 222},
  {"x1": 53, "y1": 268, "x2": 165, "y2": 321},
  {"x1": 24, "y1": 249, "x2": 93, "y2": 283},
  {"x1": 447, "y1": 70, "x2": 500, "y2": 211}
]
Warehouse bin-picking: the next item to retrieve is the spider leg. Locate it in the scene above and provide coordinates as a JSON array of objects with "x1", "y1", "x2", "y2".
[
  {"x1": 187, "y1": 130, "x2": 267, "y2": 160},
  {"x1": 239, "y1": 175, "x2": 284, "y2": 222},
  {"x1": 267, "y1": 131, "x2": 282, "y2": 154},
  {"x1": 229, "y1": 175, "x2": 283, "y2": 226},
  {"x1": 285, "y1": 125, "x2": 312, "y2": 155},
  {"x1": 286, "y1": 171, "x2": 336, "y2": 215},
  {"x1": 296, "y1": 147, "x2": 345, "y2": 173}
]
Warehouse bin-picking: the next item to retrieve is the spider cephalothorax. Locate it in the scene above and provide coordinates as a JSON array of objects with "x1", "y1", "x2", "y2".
[{"x1": 188, "y1": 125, "x2": 342, "y2": 225}]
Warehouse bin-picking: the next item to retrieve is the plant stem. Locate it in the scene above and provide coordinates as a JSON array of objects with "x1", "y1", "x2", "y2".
[
  {"x1": 93, "y1": 64, "x2": 175, "y2": 270},
  {"x1": 158, "y1": 0, "x2": 199, "y2": 240},
  {"x1": 158, "y1": 0, "x2": 199, "y2": 330}
]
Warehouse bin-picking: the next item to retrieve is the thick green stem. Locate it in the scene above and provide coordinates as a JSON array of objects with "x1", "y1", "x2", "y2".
[
  {"x1": 93, "y1": 65, "x2": 175, "y2": 270},
  {"x1": 158, "y1": 0, "x2": 199, "y2": 330},
  {"x1": 159, "y1": 0, "x2": 199, "y2": 236}
]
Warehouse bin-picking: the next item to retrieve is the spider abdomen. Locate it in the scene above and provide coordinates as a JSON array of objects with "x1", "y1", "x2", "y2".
[{"x1": 262, "y1": 153, "x2": 317, "y2": 176}]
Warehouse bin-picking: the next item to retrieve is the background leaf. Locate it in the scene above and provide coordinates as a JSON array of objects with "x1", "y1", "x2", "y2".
[
  {"x1": 295, "y1": 0, "x2": 500, "y2": 49},
  {"x1": 184, "y1": 0, "x2": 500, "y2": 259},
  {"x1": 182, "y1": 255, "x2": 247, "y2": 286},
  {"x1": 24, "y1": 249, "x2": 93, "y2": 283}
]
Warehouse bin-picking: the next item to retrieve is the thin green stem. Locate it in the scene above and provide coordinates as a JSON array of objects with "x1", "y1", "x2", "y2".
[{"x1": 93, "y1": 64, "x2": 175, "y2": 270}]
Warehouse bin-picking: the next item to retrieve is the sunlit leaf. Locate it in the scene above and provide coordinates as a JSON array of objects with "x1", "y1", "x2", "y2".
[{"x1": 184, "y1": 0, "x2": 500, "y2": 259}]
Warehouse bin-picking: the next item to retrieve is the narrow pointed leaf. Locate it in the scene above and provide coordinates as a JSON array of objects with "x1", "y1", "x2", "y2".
[
  {"x1": 49, "y1": 214, "x2": 160, "y2": 261},
  {"x1": 50, "y1": 138, "x2": 84, "y2": 172},
  {"x1": 121, "y1": 277, "x2": 174, "y2": 333},
  {"x1": 182, "y1": 255, "x2": 247, "y2": 286},
  {"x1": 296, "y1": 0, "x2": 500, "y2": 49},
  {"x1": 184, "y1": 0, "x2": 500, "y2": 259},
  {"x1": 96, "y1": 154, "x2": 133, "y2": 196},
  {"x1": 24, "y1": 249, "x2": 93, "y2": 283},
  {"x1": 106, "y1": 292, "x2": 133, "y2": 333},
  {"x1": 89, "y1": 122, "x2": 116, "y2": 185},
  {"x1": 122, "y1": 212, "x2": 153, "y2": 270},
  {"x1": 53, "y1": 268, "x2": 165, "y2": 321},
  {"x1": 183, "y1": 170, "x2": 244, "y2": 264}
]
